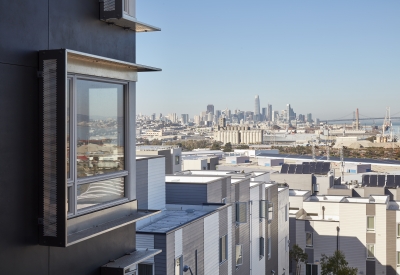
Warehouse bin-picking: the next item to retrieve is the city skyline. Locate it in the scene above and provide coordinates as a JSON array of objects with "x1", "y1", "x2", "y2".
[{"x1": 136, "y1": 0, "x2": 400, "y2": 119}]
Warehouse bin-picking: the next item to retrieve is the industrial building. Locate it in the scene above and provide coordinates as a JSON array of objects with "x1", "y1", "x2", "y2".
[
  {"x1": 181, "y1": 156, "x2": 219, "y2": 171},
  {"x1": 214, "y1": 126, "x2": 264, "y2": 145},
  {"x1": 137, "y1": 145, "x2": 182, "y2": 174},
  {"x1": 258, "y1": 158, "x2": 284, "y2": 167},
  {"x1": 226, "y1": 156, "x2": 250, "y2": 164}
]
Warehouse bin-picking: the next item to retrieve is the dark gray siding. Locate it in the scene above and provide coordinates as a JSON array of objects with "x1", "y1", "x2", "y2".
[
  {"x1": 289, "y1": 217, "x2": 297, "y2": 273},
  {"x1": 49, "y1": 0, "x2": 136, "y2": 63},
  {"x1": 154, "y1": 234, "x2": 167, "y2": 275},
  {"x1": 0, "y1": 0, "x2": 146, "y2": 274},
  {"x1": 183, "y1": 219, "x2": 205, "y2": 275},
  {"x1": 387, "y1": 210, "x2": 397, "y2": 275},
  {"x1": 166, "y1": 183, "x2": 207, "y2": 205},
  {"x1": 366, "y1": 260, "x2": 375, "y2": 275},
  {"x1": 219, "y1": 208, "x2": 229, "y2": 275},
  {"x1": 136, "y1": 159, "x2": 149, "y2": 209},
  {"x1": 207, "y1": 180, "x2": 223, "y2": 203}
]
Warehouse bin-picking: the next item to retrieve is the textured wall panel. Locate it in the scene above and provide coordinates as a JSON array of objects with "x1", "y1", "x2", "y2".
[
  {"x1": 166, "y1": 183, "x2": 207, "y2": 205},
  {"x1": 147, "y1": 158, "x2": 166, "y2": 210},
  {"x1": 136, "y1": 159, "x2": 148, "y2": 209},
  {"x1": 204, "y1": 212, "x2": 219, "y2": 275}
]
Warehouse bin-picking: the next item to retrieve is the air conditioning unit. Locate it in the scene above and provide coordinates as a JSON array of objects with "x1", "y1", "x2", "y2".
[{"x1": 99, "y1": 0, "x2": 160, "y2": 32}]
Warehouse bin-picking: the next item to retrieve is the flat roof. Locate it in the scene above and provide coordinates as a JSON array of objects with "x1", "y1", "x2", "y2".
[
  {"x1": 257, "y1": 153, "x2": 400, "y2": 166},
  {"x1": 165, "y1": 175, "x2": 223, "y2": 184},
  {"x1": 137, "y1": 205, "x2": 220, "y2": 233},
  {"x1": 289, "y1": 190, "x2": 310, "y2": 196}
]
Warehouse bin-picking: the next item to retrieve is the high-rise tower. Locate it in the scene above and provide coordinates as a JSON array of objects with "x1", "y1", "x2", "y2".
[
  {"x1": 207, "y1": 104, "x2": 214, "y2": 115},
  {"x1": 254, "y1": 95, "x2": 260, "y2": 116}
]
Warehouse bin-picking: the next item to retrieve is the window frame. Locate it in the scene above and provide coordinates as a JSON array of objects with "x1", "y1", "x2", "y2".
[
  {"x1": 366, "y1": 244, "x2": 375, "y2": 259},
  {"x1": 397, "y1": 223, "x2": 400, "y2": 238},
  {"x1": 67, "y1": 74, "x2": 133, "y2": 217},
  {"x1": 236, "y1": 202, "x2": 248, "y2": 224},
  {"x1": 267, "y1": 237, "x2": 272, "y2": 259},
  {"x1": 259, "y1": 237, "x2": 265, "y2": 258},
  {"x1": 397, "y1": 251, "x2": 400, "y2": 266},
  {"x1": 219, "y1": 235, "x2": 228, "y2": 264},
  {"x1": 306, "y1": 232, "x2": 313, "y2": 247},
  {"x1": 235, "y1": 244, "x2": 243, "y2": 267},
  {"x1": 366, "y1": 216, "x2": 375, "y2": 232},
  {"x1": 267, "y1": 201, "x2": 274, "y2": 222},
  {"x1": 175, "y1": 255, "x2": 183, "y2": 275}
]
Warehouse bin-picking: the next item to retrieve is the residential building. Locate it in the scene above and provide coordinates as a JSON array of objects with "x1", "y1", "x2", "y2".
[
  {"x1": 136, "y1": 145, "x2": 182, "y2": 174},
  {"x1": 0, "y1": 1, "x2": 162, "y2": 274}
]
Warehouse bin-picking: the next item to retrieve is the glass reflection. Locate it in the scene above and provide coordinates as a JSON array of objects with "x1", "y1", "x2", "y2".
[
  {"x1": 77, "y1": 177, "x2": 125, "y2": 210},
  {"x1": 67, "y1": 79, "x2": 71, "y2": 179},
  {"x1": 76, "y1": 79, "x2": 124, "y2": 178}
]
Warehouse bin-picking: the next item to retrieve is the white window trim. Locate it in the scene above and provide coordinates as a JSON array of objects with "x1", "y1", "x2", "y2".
[
  {"x1": 366, "y1": 244, "x2": 375, "y2": 259},
  {"x1": 219, "y1": 235, "x2": 228, "y2": 264},
  {"x1": 397, "y1": 223, "x2": 400, "y2": 238},
  {"x1": 235, "y1": 244, "x2": 243, "y2": 267},
  {"x1": 397, "y1": 251, "x2": 400, "y2": 266},
  {"x1": 366, "y1": 215, "x2": 375, "y2": 232},
  {"x1": 67, "y1": 74, "x2": 135, "y2": 218}
]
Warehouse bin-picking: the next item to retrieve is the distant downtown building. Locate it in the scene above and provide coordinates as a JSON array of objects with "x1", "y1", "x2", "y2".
[
  {"x1": 207, "y1": 104, "x2": 215, "y2": 115},
  {"x1": 214, "y1": 125, "x2": 263, "y2": 144},
  {"x1": 255, "y1": 95, "x2": 260, "y2": 121},
  {"x1": 267, "y1": 104, "x2": 273, "y2": 122}
]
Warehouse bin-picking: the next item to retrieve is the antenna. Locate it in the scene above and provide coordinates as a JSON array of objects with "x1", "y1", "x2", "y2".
[{"x1": 340, "y1": 146, "x2": 345, "y2": 183}]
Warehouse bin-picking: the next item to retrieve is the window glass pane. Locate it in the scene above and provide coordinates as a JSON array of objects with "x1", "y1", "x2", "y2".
[
  {"x1": 175, "y1": 257, "x2": 180, "y2": 275},
  {"x1": 67, "y1": 78, "x2": 71, "y2": 179},
  {"x1": 220, "y1": 236, "x2": 227, "y2": 262},
  {"x1": 367, "y1": 244, "x2": 374, "y2": 258},
  {"x1": 76, "y1": 79, "x2": 125, "y2": 178},
  {"x1": 77, "y1": 177, "x2": 125, "y2": 210},
  {"x1": 67, "y1": 186, "x2": 72, "y2": 213},
  {"x1": 236, "y1": 245, "x2": 243, "y2": 266},
  {"x1": 306, "y1": 232, "x2": 313, "y2": 246},
  {"x1": 367, "y1": 216, "x2": 374, "y2": 230},
  {"x1": 397, "y1": 252, "x2": 400, "y2": 265},
  {"x1": 397, "y1": 224, "x2": 400, "y2": 237}
]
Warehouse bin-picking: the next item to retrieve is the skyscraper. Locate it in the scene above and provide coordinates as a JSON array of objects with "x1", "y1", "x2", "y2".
[
  {"x1": 262, "y1": 107, "x2": 267, "y2": 121},
  {"x1": 207, "y1": 104, "x2": 214, "y2": 115},
  {"x1": 267, "y1": 104, "x2": 272, "y2": 122},
  {"x1": 254, "y1": 95, "x2": 260, "y2": 116}
]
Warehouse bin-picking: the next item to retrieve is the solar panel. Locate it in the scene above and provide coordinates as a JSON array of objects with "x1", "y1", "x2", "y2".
[
  {"x1": 369, "y1": 175, "x2": 378, "y2": 187},
  {"x1": 377, "y1": 175, "x2": 386, "y2": 187},
  {"x1": 295, "y1": 165, "x2": 303, "y2": 174},
  {"x1": 315, "y1": 163, "x2": 322, "y2": 174},
  {"x1": 386, "y1": 175, "x2": 395, "y2": 188},
  {"x1": 281, "y1": 164, "x2": 289, "y2": 174},
  {"x1": 303, "y1": 164, "x2": 311, "y2": 174},
  {"x1": 362, "y1": 175, "x2": 370, "y2": 186},
  {"x1": 288, "y1": 165, "x2": 296, "y2": 174},
  {"x1": 309, "y1": 163, "x2": 316, "y2": 173},
  {"x1": 395, "y1": 175, "x2": 400, "y2": 187}
]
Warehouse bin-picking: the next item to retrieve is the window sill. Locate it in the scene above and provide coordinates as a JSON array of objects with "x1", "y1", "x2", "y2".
[{"x1": 67, "y1": 206, "x2": 160, "y2": 246}]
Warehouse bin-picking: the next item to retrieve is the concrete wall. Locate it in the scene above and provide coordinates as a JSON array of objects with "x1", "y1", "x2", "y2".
[{"x1": 271, "y1": 174, "x2": 313, "y2": 192}]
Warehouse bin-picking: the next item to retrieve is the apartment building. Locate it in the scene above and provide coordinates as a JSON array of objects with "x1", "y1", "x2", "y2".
[
  {"x1": 0, "y1": 1, "x2": 162, "y2": 274},
  {"x1": 137, "y1": 145, "x2": 182, "y2": 174}
]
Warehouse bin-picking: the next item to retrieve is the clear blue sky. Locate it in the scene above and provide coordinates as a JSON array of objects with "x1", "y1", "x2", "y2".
[{"x1": 136, "y1": 0, "x2": 400, "y2": 120}]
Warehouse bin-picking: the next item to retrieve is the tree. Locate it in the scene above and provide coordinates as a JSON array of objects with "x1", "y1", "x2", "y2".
[
  {"x1": 223, "y1": 142, "x2": 233, "y2": 152},
  {"x1": 289, "y1": 244, "x2": 308, "y2": 275},
  {"x1": 210, "y1": 141, "x2": 221, "y2": 150},
  {"x1": 236, "y1": 145, "x2": 249, "y2": 149},
  {"x1": 320, "y1": 250, "x2": 357, "y2": 275}
]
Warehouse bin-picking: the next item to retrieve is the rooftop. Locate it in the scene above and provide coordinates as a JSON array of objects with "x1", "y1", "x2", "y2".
[
  {"x1": 136, "y1": 145, "x2": 179, "y2": 151},
  {"x1": 165, "y1": 175, "x2": 223, "y2": 184},
  {"x1": 289, "y1": 189, "x2": 310, "y2": 196},
  {"x1": 137, "y1": 205, "x2": 220, "y2": 233}
]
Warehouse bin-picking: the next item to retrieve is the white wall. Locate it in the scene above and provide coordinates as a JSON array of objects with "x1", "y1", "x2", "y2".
[
  {"x1": 278, "y1": 189, "x2": 289, "y2": 274},
  {"x1": 375, "y1": 204, "x2": 387, "y2": 274},
  {"x1": 182, "y1": 159, "x2": 207, "y2": 171},
  {"x1": 228, "y1": 206, "x2": 233, "y2": 275},
  {"x1": 339, "y1": 203, "x2": 366, "y2": 275},
  {"x1": 250, "y1": 185, "x2": 265, "y2": 275},
  {"x1": 136, "y1": 234, "x2": 155, "y2": 263},
  {"x1": 175, "y1": 229, "x2": 183, "y2": 258},
  {"x1": 148, "y1": 157, "x2": 166, "y2": 210},
  {"x1": 204, "y1": 212, "x2": 219, "y2": 275}
]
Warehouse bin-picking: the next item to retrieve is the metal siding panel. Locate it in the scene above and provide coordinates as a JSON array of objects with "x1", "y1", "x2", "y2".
[
  {"x1": 366, "y1": 203, "x2": 376, "y2": 216},
  {"x1": 387, "y1": 210, "x2": 397, "y2": 275},
  {"x1": 49, "y1": 0, "x2": 136, "y2": 63},
  {"x1": 268, "y1": 185, "x2": 279, "y2": 274},
  {"x1": 339, "y1": 203, "x2": 367, "y2": 274},
  {"x1": 136, "y1": 234, "x2": 155, "y2": 264},
  {"x1": 166, "y1": 183, "x2": 207, "y2": 205},
  {"x1": 228, "y1": 206, "x2": 233, "y2": 275},
  {"x1": 182, "y1": 218, "x2": 205, "y2": 275},
  {"x1": 375, "y1": 204, "x2": 386, "y2": 275},
  {"x1": 154, "y1": 234, "x2": 167, "y2": 275},
  {"x1": 219, "y1": 207, "x2": 228, "y2": 275},
  {"x1": 175, "y1": 229, "x2": 183, "y2": 258},
  {"x1": 147, "y1": 158, "x2": 166, "y2": 210},
  {"x1": 166, "y1": 233, "x2": 175, "y2": 275},
  {"x1": 312, "y1": 221, "x2": 339, "y2": 266},
  {"x1": 207, "y1": 179, "x2": 223, "y2": 203},
  {"x1": 250, "y1": 186, "x2": 265, "y2": 274},
  {"x1": 136, "y1": 159, "x2": 148, "y2": 209},
  {"x1": 204, "y1": 212, "x2": 220, "y2": 275},
  {"x1": 366, "y1": 261, "x2": 376, "y2": 275}
]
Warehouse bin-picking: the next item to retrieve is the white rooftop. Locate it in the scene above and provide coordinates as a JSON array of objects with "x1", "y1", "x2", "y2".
[
  {"x1": 289, "y1": 190, "x2": 310, "y2": 196},
  {"x1": 137, "y1": 205, "x2": 219, "y2": 233},
  {"x1": 306, "y1": 196, "x2": 347, "y2": 202},
  {"x1": 166, "y1": 175, "x2": 222, "y2": 183}
]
